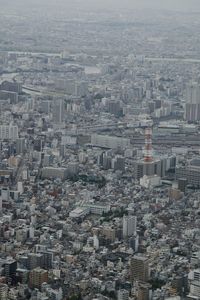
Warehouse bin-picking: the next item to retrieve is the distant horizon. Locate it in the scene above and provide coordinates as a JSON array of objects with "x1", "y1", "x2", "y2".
[{"x1": 1, "y1": 0, "x2": 200, "y2": 13}]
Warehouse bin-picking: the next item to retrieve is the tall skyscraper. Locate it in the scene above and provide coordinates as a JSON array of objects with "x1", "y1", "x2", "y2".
[
  {"x1": 16, "y1": 138, "x2": 26, "y2": 155},
  {"x1": 53, "y1": 99, "x2": 65, "y2": 124},
  {"x1": 185, "y1": 82, "x2": 200, "y2": 122},
  {"x1": 130, "y1": 255, "x2": 149, "y2": 283},
  {"x1": 123, "y1": 215, "x2": 137, "y2": 238}
]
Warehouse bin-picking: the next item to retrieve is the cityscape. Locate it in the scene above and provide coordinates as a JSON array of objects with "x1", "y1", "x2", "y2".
[{"x1": 0, "y1": 1, "x2": 200, "y2": 299}]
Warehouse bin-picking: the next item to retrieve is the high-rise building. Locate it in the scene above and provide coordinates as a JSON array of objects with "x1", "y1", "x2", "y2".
[
  {"x1": 138, "y1": 282, "x2": 152, "y2": 300},
  {"x1": 4, "y1": 259, "x2": 17, "y2": 284},
  {"x1": 0, "y1": 125, "x2": 18, "y2": 140},
  {"x1": 178, "y1": 178, "x2": 188, "y2": 193},
  {"x1": 0, "y1": 91, "x2": 18, "y2": 104},
  {"x1": 188, "y1": 269, "x2": 200, "y2": 298},
  {"x1": 29, "y1": 268, "x2": 48, "y2": 290},
  {"x1": 43, "y1": 154, "x2": 52, "y2": 167},
  {"x1": 55, "y1": 79, "x2": 75, "y2": 93},
  {"x1": 60, "y1": 144, "x2": 66, "y2": 158},
  {"x1": 16, "y1": 269, "x2": 29, "y2": 285},
  {"x1": 102, "y1": 153, "x2": 112, "y2": 170},
  {"x1": 134, "y1": 155, "x2": 176, "y2": 181},
  {"x1": 130, "y1": 255, "x2": 149, "y2": 282},
  {"x1": 16, "y1": 138, "x2": 26, "y2": 155},
  {"x1": 134, "y1": 159, "x2": 162, "y2": 180},
  {"x1": 111, "y1": 156, "x2": 125, "y2": 172},
  {"x1": 185, "y1": 82, "x2": 200, "y2": 122},
  {"x1": 40, "y1": 100, "x2": 51, "y2": 114},
  {"x1": 27, "y1": 253, "x2": 43, "y2": 270},
  {"x1": 33, "y1": 139, "x2": 44, "y2": 152},
  {"x1": 52, "y1": 99, "x2": 65, "y2": 124},
  {"x1": 129, "y1": 235, "x2": 139, "y2": 252},
  {"x1": 35, "y1": 246, "x2": 54, "y2": 270},
  {"x1": 0, "y1": 284, "x2": 8, "y2": 300},
  {"x1": 191, "y1": 252, "x2": 200, "y2": 268},
  {"x1": 176, "y1": 159, "x2": 200, "y2": 188},
  {"x1": 171, "y1": 274, "x2": 188, "y2": 296},
  {"x1": 107, "y1": 99, "x2": 122, "y2": 116},
  {"x1": 102, "y1": 227, "x2": 116, "y2": 243},
  {"x1": 42, "y1": 251, "x2": 53, "y2": 270},
  {"x1": 123, "y1": 215, "x2": 137, "y2": 238},
  {"x1": 75, "y1": 81, "x2": 88, "y2": 97}
]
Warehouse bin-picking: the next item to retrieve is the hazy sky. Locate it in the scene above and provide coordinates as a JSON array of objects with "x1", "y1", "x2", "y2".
[
  {"x1": 72, "y1": 0, "x2": 200, "y2": 11},
  {"x1": 1, "y1": 0, "x2": 200, "y2": 12},
  {"x1": 0, "y1": 0, "x2": 200, "y2": 15}
]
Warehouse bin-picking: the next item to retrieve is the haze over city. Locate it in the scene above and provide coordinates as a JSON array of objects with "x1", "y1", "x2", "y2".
[{"x1": 1, "y1": 0, "x2": 200, "y2": 12}]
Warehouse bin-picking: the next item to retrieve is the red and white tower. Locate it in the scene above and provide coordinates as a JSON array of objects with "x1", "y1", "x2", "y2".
[{"x1": 144, "y1": 127, "x2": 153, "y2": 162}]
